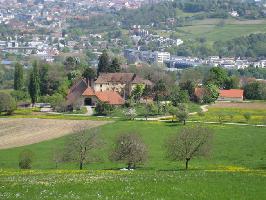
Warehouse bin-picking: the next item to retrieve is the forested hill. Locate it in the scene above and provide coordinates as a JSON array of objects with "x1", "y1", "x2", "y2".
[{"x1": 116, "y1": 0, "x2": 266, "y2": 27}]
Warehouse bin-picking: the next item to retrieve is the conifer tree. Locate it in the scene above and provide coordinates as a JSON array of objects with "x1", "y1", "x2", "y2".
[
  {"x1": 97, "y1": 50, "x2": 110, "y2": 76},
  {"x1": 109, "y1": 57, "x2": 121, "y2": 72},
  {"x1": 40, "y1": 64, "x2": 49, "y2": 96},
  {"x1": 14, "y1": 63, "x2": 24, "y2": 90},
  {"x1": 28, "y1": 61, "x2": 40, "y2": 104}
]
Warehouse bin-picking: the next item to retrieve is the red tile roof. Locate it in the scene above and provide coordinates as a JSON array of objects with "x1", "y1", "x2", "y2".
[
  {"x1": 81, "y1": 86, "x2": 124, "y2": 105},
  {"x1": 95, "y1": 91, "x2": 125, "y2": 105},
  {"x1": 219, "y1": 89, "x2": 244, "y2": 98},
  {"x1": 82, "y1": 87, "x2": 95, "y2": 96}
]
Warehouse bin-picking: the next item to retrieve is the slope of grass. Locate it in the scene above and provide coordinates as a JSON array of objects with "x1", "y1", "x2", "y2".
[
  {"x1": 0, "y1": 169, "x2": 265, "y2": 200},
  {"x1": 0, "y1": 121, "x2": 265, "y2": 170}
]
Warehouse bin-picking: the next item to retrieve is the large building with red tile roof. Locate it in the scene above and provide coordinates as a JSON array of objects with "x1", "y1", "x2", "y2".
[{"x1": 66, "y1": 79, "x2": 125, "y2": 108}]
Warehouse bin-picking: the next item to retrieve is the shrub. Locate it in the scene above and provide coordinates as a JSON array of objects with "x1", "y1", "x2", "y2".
[
  {"x1": 197, "y1": 110, "x2": 205, "y2": 117},
  {"x1": 95, "y1": 102, "x2": 113, "y2": 116},
  {"x1": 217, "y1": 112, "x2": 226, "y2": 124},
  {"x1": 0, "y1": 92, "x2": 16, "y2": 115},
  {"x1": 123, "y1": 108, "x2": 137, "y2": 120},
  {"x1": 18, "y1": 150, "x2": 34, "y2": 169},
  {"x1": 11, "y1": 90, "x2": 29, "y2": 102},
  {"x1": 243, "y1": 112, "x2": 252, "y2": 123}
]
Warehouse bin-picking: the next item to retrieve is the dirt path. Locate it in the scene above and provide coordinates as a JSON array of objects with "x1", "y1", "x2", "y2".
[{"x1": 0, "y1": 118, "x2": 112, "y2": 150}]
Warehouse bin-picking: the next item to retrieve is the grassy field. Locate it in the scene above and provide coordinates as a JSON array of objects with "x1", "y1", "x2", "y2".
[
  {"x1": 0, "y1": 121, "x2": 265, "y2": 170},
  {"x1": 0, "y1": 169, "x2": 265, "y2": 200},
  {"x1": 176, "y1": 18, "x2": 266, "y2": 42},
  {"x1": 0, "y1": 103, "x2": 265, "y2": 199},
  {"x1": 190, "y1": 102, "x2": 266, "y2": 125}
]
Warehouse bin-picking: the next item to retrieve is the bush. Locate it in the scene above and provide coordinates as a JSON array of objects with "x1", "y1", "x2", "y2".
[
  {"x1": 95, "y1": 102, "x2": 113, "y2": 116},
  {"x1": 123, "y1": 108, "x2": 137, "y2": 120},
  {"x1": 243, "y1": 112, "x2": 252, "y2": 123},
  {"x1": 11, "y1": 90, "x2": 29, "y2": 102},
  {"x1": 18, "y1": 150, "x2": 34, "y2": 169},
  {"x1": 0, "y1": 92, "x2": 16, "y2": 115},
  {"x1": 47, "y1": 93, "x2": 67, "y2": 112},
  {"x1": 197, "y1": 110, "x2": 205, "y2": 117}
]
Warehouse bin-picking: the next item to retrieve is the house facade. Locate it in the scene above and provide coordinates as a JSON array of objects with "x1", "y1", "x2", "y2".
[{"x1": 94, "y1": 73, "x2": 152, "y2": 97}]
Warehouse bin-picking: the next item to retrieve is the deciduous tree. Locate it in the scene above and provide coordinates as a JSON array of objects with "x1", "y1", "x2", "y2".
[
  {"x1": 166, "y1": 125, "x2": 213, "y2": 170},
  {"x1": 63, "y1": 128, "x2": 101, "y2": 170},
  {"x1": 111, "y1": 133, "x2": 148, "y2": 169}
]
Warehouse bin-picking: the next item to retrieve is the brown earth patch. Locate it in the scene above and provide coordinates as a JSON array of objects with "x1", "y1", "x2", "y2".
[{"x1": 0, "y1": 118, "x2": 112, "y2": 149}]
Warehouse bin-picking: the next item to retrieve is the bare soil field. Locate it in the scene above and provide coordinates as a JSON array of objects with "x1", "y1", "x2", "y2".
[
  {"x1": 0, "y1": 118, "x2": 112, "y2": 149},
  {"x1": 210, "y1": 102, "x2": 266, "y2": 109}
]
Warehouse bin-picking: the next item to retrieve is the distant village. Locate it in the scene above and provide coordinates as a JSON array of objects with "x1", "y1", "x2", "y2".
[{"x1": 0, "y1": 0, "x2": 266, "y2": 71}]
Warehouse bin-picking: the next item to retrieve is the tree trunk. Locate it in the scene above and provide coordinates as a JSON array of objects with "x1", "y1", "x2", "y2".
[
  {"x1": 185, "y1": 158, "x2": 190, "y2": 170},
  {"x1": 183, "y1": 120, "x2": 186, "y2": 125},
  {"x1": 79, "y1": 161, "x2": 83, "y2": 170}
]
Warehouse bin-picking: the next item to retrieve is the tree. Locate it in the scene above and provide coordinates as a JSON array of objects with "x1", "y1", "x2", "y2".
[
  {"x1": 244, "y1": 82, "x2": 266, "y2": 100},
  {"x1": 111, "y1": 133, "x2": 148, "y2": 169},
  {"x1": 203, "y1": 84, "x2": 219, "y2": 103},
  {"x1": 82, "y1": 67, "x2": 96, "y2": 86},
  {"x1": 39, "y1": 64, "x2": 49, "y2": 96},
  {"x1": 28, "y1": 62, "x2": 40, "y2": 104},
  {"x1": 166, "y1": 125, "x2": 213, "y2": 170},
  {"x1": 0, "y1": 92, "x2": 16, "y2": 115},
  {"x1": 144, "y1": 103, "x2": 157, "y2": 120},
  {"x1": 205, "y1": 67, "x2": 229, "y2": 88},
  {"x1": 175, "y1": 104, "x2": 189, "y2": 125},
  {"x1": 18, "y1": 149, "x2": 34, "y2": 169},
  {"x1": 14, "y1": 63, "x2": 24, "y2": 91},
  {"x1": 170, "y1": 85, "x2": 189, "y2": 106},
  {"x1": 63, "y1": 128, "x2": 101, "y2": 170},
  {"x1": 64, "y1": 56, "x2": 79, "y2": 71},
  {"x1": 168, "y1": 105, "x2": 178, "y2": 122},
  {"x1": 109, "y1": 57, "x2": 121, "y2": 72},
  {"x1": 97, "y1": 50, "x2": 110, "y2": 76},
  {"x1": 179, "y1": 80, "x2": 196, "y2": 100},
  {"x1": 153, "y1": 79, "x2": 168, "y2": 113},
  {"x1": 131, "y1": 84, "x2": 145, "y2": 103}
]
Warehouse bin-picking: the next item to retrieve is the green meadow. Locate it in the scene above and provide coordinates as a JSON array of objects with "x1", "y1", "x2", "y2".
[
  {"x1": 0, "y1": 169, "x2": 265, "y2": 200},
  {"x1": 175, "y1": 19, "x2": 266, "y2": 41},
  {"x1": 0, "y1": 106, "x2": 266, "y2": 199},
  {"x1": 0, "y1": 121, "x2": 265, "y2": 170}
]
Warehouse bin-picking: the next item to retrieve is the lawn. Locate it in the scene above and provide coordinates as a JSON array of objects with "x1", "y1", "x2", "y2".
[
  {"x1": 0, "y1": 169, "x2": 265, "y2": 200},
  {"x1": 0, "y1": 121, "x2": 265, "y2": 170}
]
